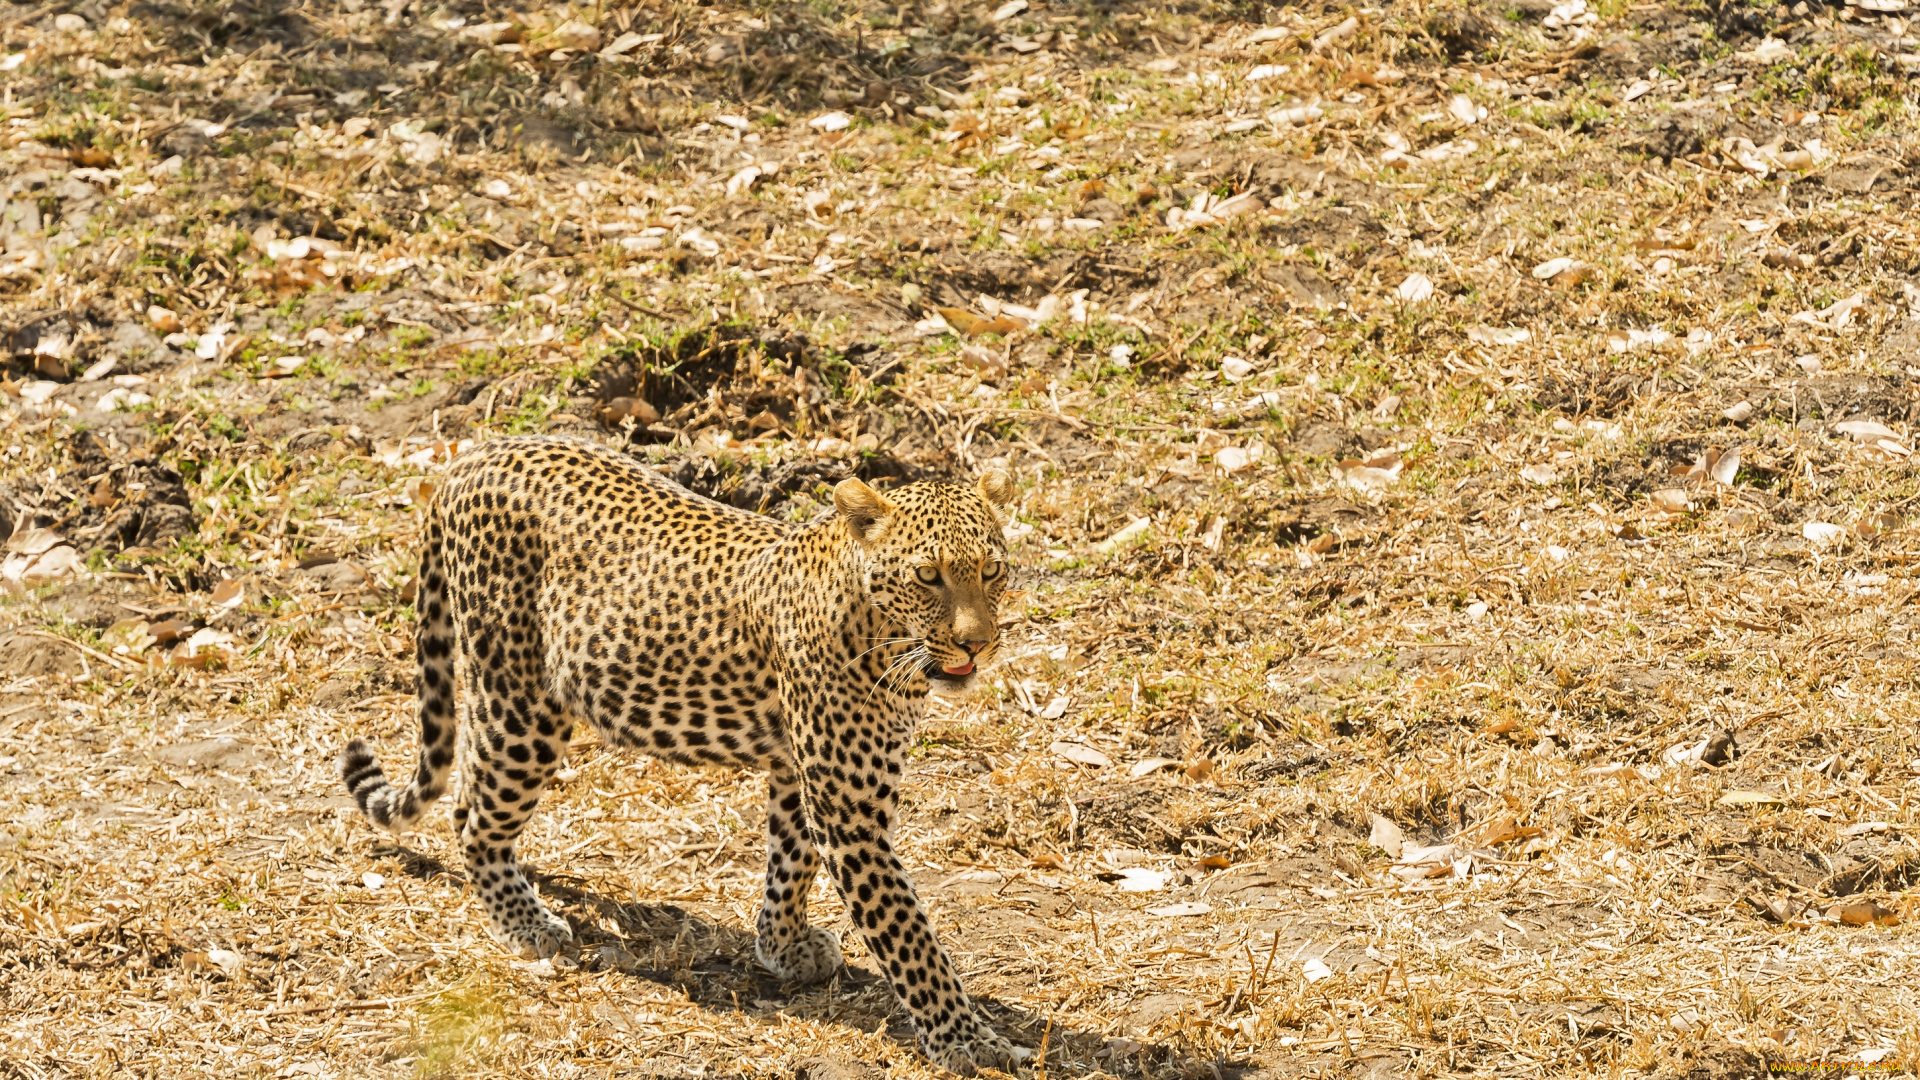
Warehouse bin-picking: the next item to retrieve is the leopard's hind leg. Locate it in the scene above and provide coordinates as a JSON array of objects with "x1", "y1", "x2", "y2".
[{"x1": 451, "y1": 608, "x2": 576, "y2": 959}]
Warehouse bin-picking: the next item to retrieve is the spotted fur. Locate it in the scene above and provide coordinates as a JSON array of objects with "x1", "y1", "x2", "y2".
[{"x1": 338, "y1": 435, "x2": 1024, "y2": 1073}]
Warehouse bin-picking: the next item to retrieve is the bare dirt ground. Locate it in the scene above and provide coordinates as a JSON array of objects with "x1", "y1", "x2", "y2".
[{"x1": 2, "y1": 0, "x2": 1920, "y2": 1075}]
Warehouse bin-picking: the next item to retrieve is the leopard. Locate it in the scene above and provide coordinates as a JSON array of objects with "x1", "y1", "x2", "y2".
[{"x1": 337, "y1": 434, "x2": 1028, "y2": 1075}]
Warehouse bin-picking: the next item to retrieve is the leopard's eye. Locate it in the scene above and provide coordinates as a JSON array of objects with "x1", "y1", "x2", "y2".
[
  {"x1": 981, "y1": 559, "x2": 1005, "y2": 582},
  {"x1": 915, "y1": 565, "x2": 942, "y2": 586}
]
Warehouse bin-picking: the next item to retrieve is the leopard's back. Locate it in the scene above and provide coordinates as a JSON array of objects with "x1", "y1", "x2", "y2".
[{"x1": 436, "y1": 436, "x2": 790, "y2": 764}]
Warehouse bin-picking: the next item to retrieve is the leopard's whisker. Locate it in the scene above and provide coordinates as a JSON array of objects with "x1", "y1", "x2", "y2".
[
  {"x1": 843, "y1": 637, "x2": 920, "y2": 669},
  {"x1": 869, "y1": 642, "x2": 928, "y2": 702},
  {"x1": 868, "y1": 650, "x2": 917, "y2": 701},
  {"x1": 888, "y1": 645, "x2": 931, "y2": 695}
]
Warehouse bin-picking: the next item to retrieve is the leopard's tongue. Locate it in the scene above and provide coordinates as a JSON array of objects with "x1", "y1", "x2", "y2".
[{"x1": 942, "y1": 662, "x2": 975, "y2": 676}]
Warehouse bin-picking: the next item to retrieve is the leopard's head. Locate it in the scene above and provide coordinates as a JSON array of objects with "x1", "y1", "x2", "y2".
[{"x1": 835, "y1": 468, "x2": 1015, "y2": 697}]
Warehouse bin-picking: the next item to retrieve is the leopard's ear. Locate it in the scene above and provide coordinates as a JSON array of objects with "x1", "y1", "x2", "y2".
[
  {"x1": 834, "y1": 478, "x2": 895, "y2": 544},
  {"x1": 976, "y1": 467, "x2": 1015, "y2": 508}
]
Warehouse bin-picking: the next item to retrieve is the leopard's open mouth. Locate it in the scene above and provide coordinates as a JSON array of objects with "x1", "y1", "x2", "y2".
[{"x1": 925, "y1": 659, "x2": 975, "y2": 682}]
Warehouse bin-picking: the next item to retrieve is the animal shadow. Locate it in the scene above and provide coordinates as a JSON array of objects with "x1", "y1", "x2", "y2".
[{"x1": 372, "y1": 845, "x2": 1173, "y2": 1074}]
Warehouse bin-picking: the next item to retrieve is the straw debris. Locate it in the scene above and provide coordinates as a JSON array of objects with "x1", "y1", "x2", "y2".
[{"x1": 3, "y1": 0, "x2": 1920, "y2": 1075}]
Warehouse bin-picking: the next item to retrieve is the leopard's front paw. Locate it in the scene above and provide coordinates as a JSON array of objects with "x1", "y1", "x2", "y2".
[
  {"x1": 920, "y1": 1016, "x2": 1030, "y2": 1076},
  {"x1": 755, "y1": 925, "x2": 844, "y2": 984},
  {"x1": 489, "y1": 905, "x2": 574, "y2": 960}
]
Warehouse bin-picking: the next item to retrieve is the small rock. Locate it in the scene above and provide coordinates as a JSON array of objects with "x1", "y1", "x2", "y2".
[
  {"x1": 298, "y1": 561, "x2": 369, "y2": 594},
  {"x1": 593, "y1": 943, "x2": 642, "y2": 973},
  {"x1": 1699, "y1": 728, "x2": 1736, "y2": 767},
  {"x1": 1294, "y1": 422, "x2": 1354, "y2": 458}
]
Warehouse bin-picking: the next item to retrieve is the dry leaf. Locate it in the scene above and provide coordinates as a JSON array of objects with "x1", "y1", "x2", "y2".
[
  {"x1": 1050, "y1": 741, "x2": 1111, "y2": 769},
  {"x1": 203, "y1": 949, "x2": 245, "y2": 978},
  {"x1": 1147, "y1": 901, "x2": 1213, "y2": 917},
  {"x1": 1220, "y1": 356, "x2": 1255, "y2": 382},
  {"x1": 16, "y1": 380, "x2": 59, "y2": 405},
  {"x1": 725, "y1": 165, "x2": 762, "y2": 196},
  {"x1": 1392, "y1": 842, "x2": 1466, "y2": 880},
  {"x1": 1710, "y1": 447, "x2": 1740, "y2": 487},
  {"x1": 1834, "y1": 419, "x2": 1899, "y2": 442},
  {"x1": 1738, "y1": 36, "x2": 1795, "y2": 62},
  {"x1": 1520, "y1": 463, "x2": 1560, "y2": 486},
  {"x1": 1607, "y1": 328, "x2": 1672, "y2": 353},
  {"x1": 1312, "y1": 15, "x2": 1358, "y2": 50},
  {"x1": 1531, "y1": 257, "x2": 1575, "y2": 280},
  {"x1": 1369, "y1": 814, "x2": 1404, "y2": 858},
  {"x1": 1472, "y1": 816, "x2": 1541, "y2": 846},
  {"x1": 1839, "y1": 821, "x2": 1894, "y2": 837},
  {"x1": 1097, "y1": 517, "x2": 1153, "y2": 552},
  {"x1": 1650, "y1": 489, "x2": 1691, "y2": 514},
  {"x1": 957, "y1": 345, "x2": 1006, "y2": 378},
  {"x1": 1467, "y1": 326, "x2": 1530, "y2": 346},
  {"x1": 1790, "y1": 292, "x2": 1865, "y2": 331},
  {"x1": 172, "y1": 627, "x2": 237, "y2": 668},
  {"x1": 1856, "y1": 512, "x2": 1898, "y2": 539},
  {"x1": 1718, "y1": 789, "x2": 1786, "y2": 808},
  {"x1": 1448, "y1": 94, "x2": 1486, "y2": 125},
  {"x1": 1301, "y1": 957, "x2": 1335, "y2": 982},
  {"x1": 1829, "y1": 901, "x2": 1899, "y2": 927},
  {"x1": 547, "y1": 20, "x2": 600, "y2": 50},
  {"x1": 210, "y1": 578, "x2": 244, "y2": 611},
  {"x1": 1214, "y1": 447, "x2": 1252, "y2": 474},
  {"x1": 1338, "y1": 453, "x2": 1403, "y2": 494},
  {"x1": 101, "y1": 618, "x2": 155, "y2": 656},
  {"x1": 596, "y1": 396, "x2": 662, "y2": 427},
  {"x1": 1130, "y1": 756, "x2": 1182, "y2": 778},
  {"x1": 2, "y1": 536, "x2": 85, "y2": 592},
  {"x1": 1396, "y1": 273, "x2": 1434, "y2": 302},
  {"x1": 1112, "y1": 868, "x2": 1169, "y2": 892},
  {"x1": 1802, "y1": 521, "x2": 1848, "y2": 549},
  {"x1": 1764, "y1": 897, "x2": 1808, "y2": 926},
  {"x1": 929, "y1": 307, "x2": 980, "y2": 335}
]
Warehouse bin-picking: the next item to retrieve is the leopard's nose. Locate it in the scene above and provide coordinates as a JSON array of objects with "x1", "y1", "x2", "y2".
[{"x1": 957, "y1": 638, "x2": 993, "y2": 657}]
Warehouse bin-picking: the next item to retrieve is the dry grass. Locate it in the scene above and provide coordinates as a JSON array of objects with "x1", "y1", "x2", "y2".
[{"x1": 3, "y1": 0, "x2": 1920, "y2": 1076}]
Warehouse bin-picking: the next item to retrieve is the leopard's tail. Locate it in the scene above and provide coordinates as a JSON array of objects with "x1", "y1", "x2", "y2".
[{"x1": 339, "y1": 510, "x2": 457, "y2": 833}]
